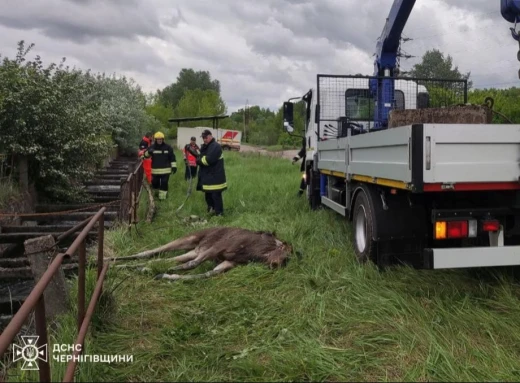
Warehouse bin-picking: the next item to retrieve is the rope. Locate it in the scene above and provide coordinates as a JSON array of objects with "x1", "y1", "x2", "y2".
[
  {"x1": 174, "y1": 161, "x2": 194, "y2": 217},
  {"x1": 0, "y1": 200, "x2": 121, "y2": 218}
]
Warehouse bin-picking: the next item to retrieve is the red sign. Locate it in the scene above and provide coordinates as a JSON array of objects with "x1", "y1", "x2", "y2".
[{"x1": 221, "y1": 131, "x2": 239, "y2": 140}]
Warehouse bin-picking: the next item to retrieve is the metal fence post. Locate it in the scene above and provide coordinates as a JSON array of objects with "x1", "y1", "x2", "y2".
[
  {"x1": 78, "y1": 241, "x2": 86, "y2": 331},
  {"x1": 34, "y1": 295, "x2": 51, "y2": 382},
  {"x1": 97, "y1": 213, "x2": 104, "y2": 281}
]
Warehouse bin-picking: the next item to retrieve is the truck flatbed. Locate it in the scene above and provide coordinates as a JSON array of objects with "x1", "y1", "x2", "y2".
[{"x1": 317, "y1": 123, "x2": 520, "y2": 192}]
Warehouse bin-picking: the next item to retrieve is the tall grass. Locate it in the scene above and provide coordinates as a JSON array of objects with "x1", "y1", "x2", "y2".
[
  {"x1": 0, "y1": 178, "x2": 18, "y2": 210},
  {"x1": 7, "y1": 151, "x2": 520, "y2": 381}
]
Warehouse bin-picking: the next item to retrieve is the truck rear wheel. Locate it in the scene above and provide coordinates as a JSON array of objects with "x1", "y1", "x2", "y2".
[{"x1": 353, "y1": 190, "x2": 377, "y2": 264}]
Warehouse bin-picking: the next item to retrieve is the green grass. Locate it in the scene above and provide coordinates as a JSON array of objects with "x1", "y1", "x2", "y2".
[
  {"x1": 7, "y1": 151, "x2": 520, "y2": 382},
  {"x1": 0, "y1": 178, "x2": 18, "y2": 210}
]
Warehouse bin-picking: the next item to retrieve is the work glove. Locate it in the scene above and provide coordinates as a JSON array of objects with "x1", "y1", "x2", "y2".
[{"x1": 171, "y1": 167, "x2": 177, "y2": 175}]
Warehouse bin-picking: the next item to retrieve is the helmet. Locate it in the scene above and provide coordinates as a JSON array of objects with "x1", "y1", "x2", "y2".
[{"x1": 154, "y1": 132, "x2": 165, "y2": 139}]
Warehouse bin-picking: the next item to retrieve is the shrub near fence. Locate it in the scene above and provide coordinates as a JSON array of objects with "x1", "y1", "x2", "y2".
[{"x1": 0, "y1": 41, "x2": 161, "y2": 202}]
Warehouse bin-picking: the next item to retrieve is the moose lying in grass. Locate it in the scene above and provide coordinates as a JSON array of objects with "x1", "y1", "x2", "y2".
[{"x1": 107, "y1": 227, "x2": 295, "y2": 281}]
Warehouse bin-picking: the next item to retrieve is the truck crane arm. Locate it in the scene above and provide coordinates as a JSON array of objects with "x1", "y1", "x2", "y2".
[
  {"x1": 501, "y1": 0, "x2": 520, "y2": 76},
  {"x1": 371, "y1": 0, "x2": 520, "y2": 129},
  {"x1": 371, "y1": 0, "x2": 416, "y2": 130},
  {"x1": 373, "y1": 0, "x2": 415, "y2": 78}
]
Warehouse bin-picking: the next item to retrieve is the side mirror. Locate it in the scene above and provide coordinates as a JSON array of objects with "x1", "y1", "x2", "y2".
[{"x1": 283, "y1": 101, "x2": 294, "y2": 133}]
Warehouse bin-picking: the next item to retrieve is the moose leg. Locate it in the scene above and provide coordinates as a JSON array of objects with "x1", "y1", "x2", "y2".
[
  {"x1": 155, "y1": 261, "x2": 236, "y2": 281},
  {"x1": 166, "y1": 247, "x2": 218, "y2": 272},
  {"x1": 115, "y1": 250, "x2": 200, "y2": 271},
  {"x1": 105, "y1": 235, "x2": 200, "y2": 262},
  {"x1": 170, "y1": 249, "x2": 199, "y2": 263}
]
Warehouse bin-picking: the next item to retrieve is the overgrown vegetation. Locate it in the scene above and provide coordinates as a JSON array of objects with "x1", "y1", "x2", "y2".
[
  {"x1": 8, "y1": 152, "x2": 517, "y2": 382},
  {"x1": 0, "y1": 178, "x2": 18, "y2": 210},
  {"x1": 0, "y1": 41, "x2": 161, "y2": 202}
]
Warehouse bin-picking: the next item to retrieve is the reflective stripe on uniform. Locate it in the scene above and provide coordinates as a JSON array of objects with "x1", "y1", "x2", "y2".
[
  {"x1": 202, "y1": 183, "x2": 227, "y2": 191},
  {"x1": 151, "y1": 168, "x2": 171, "y2": 175},
  {"x1": 201, "y1": 155, "x2": 223, "y2": 166},
  {"x1": 171, "y1": 162, "x2": 177, "y2": 168}
]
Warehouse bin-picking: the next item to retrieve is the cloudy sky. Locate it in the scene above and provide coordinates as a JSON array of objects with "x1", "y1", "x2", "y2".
[{"x1": 0, "y1": 0, "x2": 519, "y2": 113}]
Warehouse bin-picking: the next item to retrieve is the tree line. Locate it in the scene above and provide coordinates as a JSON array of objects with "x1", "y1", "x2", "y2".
[{"x1": 144, "y1": 68, "x2": 301, "y2": 147}]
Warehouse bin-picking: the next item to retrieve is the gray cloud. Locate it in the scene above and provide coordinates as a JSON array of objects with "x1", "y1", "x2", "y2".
[
  {"x1": 0, "y1": 0, "x2": 518, "y2": 113},
  {"x1": 0, "y1": 0, "x2": 165, "y2": 43}
]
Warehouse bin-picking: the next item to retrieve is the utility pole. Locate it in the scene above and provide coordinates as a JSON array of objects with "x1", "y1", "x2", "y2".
[{"x1": 243, "y1": 99, "x2": 249, "y2": 143}]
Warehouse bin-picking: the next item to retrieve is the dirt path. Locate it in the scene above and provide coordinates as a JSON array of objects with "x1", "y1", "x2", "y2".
[{"x1": 239, "y1": 144, "x2": 298, "y2": 160}]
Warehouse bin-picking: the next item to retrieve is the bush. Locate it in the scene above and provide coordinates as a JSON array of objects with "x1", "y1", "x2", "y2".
[{"x1": 0, "y1": 41, "x2": 160, "y2": 201}]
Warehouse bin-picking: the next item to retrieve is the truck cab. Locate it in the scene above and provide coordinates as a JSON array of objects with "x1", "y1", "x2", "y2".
[{"x1": 289, "y1": 77, "x2": 429, "y2": 203}]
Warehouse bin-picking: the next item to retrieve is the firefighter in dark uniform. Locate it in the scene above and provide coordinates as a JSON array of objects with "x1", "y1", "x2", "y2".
[
  {"x1": 141, "y1": 131, "x2": 177, "y2": 200},
  {"x1": 195, "y1": 129, "x2": 226, "y2": 216},
  {"x1": 292, "y1": 136, "x2": 307, "y2": 196}
]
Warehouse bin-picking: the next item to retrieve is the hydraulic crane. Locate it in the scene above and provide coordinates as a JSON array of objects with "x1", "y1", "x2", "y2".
[{"x1": 372, "y1": 0, "x2": 520, "y2": 129}]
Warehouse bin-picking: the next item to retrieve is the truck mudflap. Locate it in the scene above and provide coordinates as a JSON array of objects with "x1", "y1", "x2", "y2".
[{"x1": 423, "y1": 246, "x2": 520, "y2": 269}]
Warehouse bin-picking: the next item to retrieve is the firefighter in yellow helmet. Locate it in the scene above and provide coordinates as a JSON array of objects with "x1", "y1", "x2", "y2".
[{"x1": 141, "y1": 131, "x2": 177, "y2": 200}]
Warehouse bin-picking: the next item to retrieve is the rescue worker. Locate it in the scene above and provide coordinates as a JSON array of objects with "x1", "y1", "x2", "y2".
[
  {"x1": 182, "y1": 136, "x2": 200, "y2": 181},
  {"x1": 139, "y1": 132, "x2": 153, "y2": 150},
  {"x1": 138, "y1": 132, "x2": 153, "y2": 184},
  {"x1": 195, "y1": 129, "x2": 226, "y2": 216},
  {"x1": 141, "y1": 131, "x2": 177, "y2": 200},
  {"x1": 292, "y1": 136, "x2": 307, "y2": 196}
]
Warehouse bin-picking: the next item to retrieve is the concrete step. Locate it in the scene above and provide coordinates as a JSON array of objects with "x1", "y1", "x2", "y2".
[
  {"x1": 94, "y1": 175, "x2": 126, "y2": 180},
  {"x1": 1, "y1": 223, "x2": 113, "y2": 233},
  {"x1": 35, "y1": 204, "x2": 119, "y2": 213},
  {"x1": 19, "y1": 211, "x2": 118, "y2": 222},
  {"x1": 0, "y1": 232, "x2": 97, "y2": 244},
  {"x1": 89, "y1": 196, "x2": 120, "y2": 203},
  {"x1": 98, "y1": 170, "x2": 131, "y2": 175},
  {"x1": 85, "y1": 180, "x2": 123, "y2": 186},
  {"x1": 86, "y1": 190, "x2": 120, "y2": 197}
]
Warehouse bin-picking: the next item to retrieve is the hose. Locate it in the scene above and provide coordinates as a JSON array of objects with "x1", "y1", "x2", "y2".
[{"x1": 173, "y1": 160, "x2": 194, "y2": 217}]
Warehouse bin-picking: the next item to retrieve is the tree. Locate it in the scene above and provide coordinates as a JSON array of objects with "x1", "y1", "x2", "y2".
[
  {"x1": 407, "y1": 49, "x2": 473, "y2": 89},
  {"x1": 167, "y1": 89, "x2": 227, "y2": 137},
  {"x1": 157, "y1": 68, "x2": 220, "y2": 109}
]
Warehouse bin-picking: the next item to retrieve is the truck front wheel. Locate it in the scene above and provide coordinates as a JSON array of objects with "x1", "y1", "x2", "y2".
[
  {"x1": 353, "y1": 190, "x2": 377, "y2": 263},
  {"x1": 307, "y1": 168, "x2": 321, "y2": 210}
]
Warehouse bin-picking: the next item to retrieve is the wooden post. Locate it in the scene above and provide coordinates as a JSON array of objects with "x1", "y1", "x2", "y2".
[{"x1": 24, "y1": 235, "x2": 68, "y2": 321}]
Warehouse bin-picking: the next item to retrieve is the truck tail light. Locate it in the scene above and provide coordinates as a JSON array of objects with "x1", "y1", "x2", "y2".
[
  {"x1": 447, "y1": 221, "x2": 468, "y2": 238},
  {"x1": 482, "y1": 220, "x2": 500, "y2": 232},
  {"x1": 435, "y1": 219, "x2": 477, "y2": 240}
]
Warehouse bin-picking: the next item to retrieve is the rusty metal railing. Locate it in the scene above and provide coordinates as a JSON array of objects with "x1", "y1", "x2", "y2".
[
  {"x1": 0, "y1": 207, "x2": 108, "y2": 382},
  {"x1": 118, "y1": 161, "x2": 143, "y2": 225}
]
